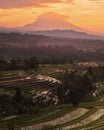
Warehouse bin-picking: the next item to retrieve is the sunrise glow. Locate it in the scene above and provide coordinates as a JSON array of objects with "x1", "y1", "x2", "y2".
[{"x1": 0, "y1": 0, "x2": 104, "y2": 34}]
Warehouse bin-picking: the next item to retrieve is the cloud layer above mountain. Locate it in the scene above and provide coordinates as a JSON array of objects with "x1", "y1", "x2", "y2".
[
  {"x1": 0, "y1": 0, "x2": 66, "y2": 8},
  {"x1": 0, "y1": 0, "x2": 104, "y2": 9}
]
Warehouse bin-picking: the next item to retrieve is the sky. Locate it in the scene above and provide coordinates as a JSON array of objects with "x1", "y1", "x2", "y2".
[{"x1": 0, "y1": 0, "x2": 104, "y2": 33}]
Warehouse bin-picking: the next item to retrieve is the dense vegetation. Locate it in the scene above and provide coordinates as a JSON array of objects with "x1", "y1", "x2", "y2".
[
  {"x1": 57, "y1": 69, "x2": 95, "y2": 106},
  {"x1": 0, "y1": 56, "x2": 39, "y2": 71},
  {"x1": 0, "y1": 33, "x2": 104, "y2": 62}
]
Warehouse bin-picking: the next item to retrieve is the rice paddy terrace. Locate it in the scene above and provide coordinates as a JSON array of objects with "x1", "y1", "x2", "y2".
[
  {"x1": 1, "y1": 103, "x2": 104, "y2": 130},
  {"x1": 0, "y1": 64, "x2": 104, "y2": 130},
  {"x1": 0, "y1": 70, "x2": 60, "y2": 96}
]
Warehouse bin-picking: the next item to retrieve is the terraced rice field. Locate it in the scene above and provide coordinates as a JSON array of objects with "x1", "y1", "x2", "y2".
[
  {"x1": 1, "y1": 67, "x2": 104, "y2": 130},
  {"x1": 1, "y1": 104, "x2": 100, "y2": 130},
  {"x1": 15, "y1": 106, "x2": 104, "y2": 130},
  {"x1": 0, "y1": 70, "x2": 60, "y2": 97}
]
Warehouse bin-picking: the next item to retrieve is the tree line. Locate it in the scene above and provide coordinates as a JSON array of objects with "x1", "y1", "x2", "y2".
[{"x1": 0, "y1": 56, "x2": 39, "y2": 71}]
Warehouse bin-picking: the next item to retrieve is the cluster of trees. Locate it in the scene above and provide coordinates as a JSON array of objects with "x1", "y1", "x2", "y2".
[
  {"x1": 0, "y1": 89, "x2": 55, "y2": 118},
  {"x1": 57, "y1": 69, "x2": 95, "y2": 106},
  {"x1": 0, "y1": 89, "x2": 36, "y2": 117},
  {"x1": 0, "y1": 56, "x2": 39, "y2": 71},
  {"x1": 1, "y1": 92, "x2": 31, "y2": 117},
  {"x1": 0, "y1": 88, "x2": 35, "y2": 130},
  {"x1": 40, "y1": 57, "x2": 74, "y2": 64}
]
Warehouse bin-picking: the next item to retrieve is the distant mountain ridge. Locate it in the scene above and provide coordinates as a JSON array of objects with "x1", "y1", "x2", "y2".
[
  {"x1": 0, "y1": 27, "x2": 16, "y2": 32},
  {"x1": 0, "y1": 27, "x2": 104, "y2": 40},
  {"x1": 29, "y1": 29, "x2": 104, "y2": 40}
]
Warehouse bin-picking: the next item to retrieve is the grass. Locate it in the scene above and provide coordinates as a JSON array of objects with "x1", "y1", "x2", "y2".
[
  {"x1": 41, "y1": 125, "x2": 56, "y2": 130},
  {"x1": 0, "y1": 104, "x2": 74, "y2": 128},
  {"x1": 14, "y1": 102, "x2": 104, "y2": 129},
  {"x1": 15, "y1": 104, "x2": 74, "y2": 127},
  {"x1": 68, "y1": 115, "x2": 104, "y2": 130},
  {"x1": 79, "y1": 102, "x2": 104, "y2": 108},
  {"x1": 54, "y1": 108, "x2": 97, "y2": 129},
  {"x1": 0, "y1": 101, "x2": 104, "y2": 130},
  {"x1": 0, "y1": 128, "x2": 7, "y2": 130}
]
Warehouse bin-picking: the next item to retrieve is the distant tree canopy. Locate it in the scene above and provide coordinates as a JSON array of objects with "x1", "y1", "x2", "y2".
[
  {"x1": 57, "y1": 70, "x2": 96, "y2": 106},
  {"x1": 10, "y1": 58, "x2": 18, "y2": 70},
  {"x1": 24, "y1": 56, "x2": 39, "y2": 71},
  {"x1": 0, "y1": 56, "x2": 39, "y2": 71}
]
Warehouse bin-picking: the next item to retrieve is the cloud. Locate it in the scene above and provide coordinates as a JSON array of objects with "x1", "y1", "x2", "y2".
[
  {"x1": 61, "y1": 0, "x2": 73, "y2": 2},
  {"x1": 0, "y1": 0, "x2": 62, "y2": 9},
  {"x1": 36, "y1": 12, "x2": 69, "y2": 22},
  {"x1": 88, "y1": 0, "x2": 104, "y2": 4}
]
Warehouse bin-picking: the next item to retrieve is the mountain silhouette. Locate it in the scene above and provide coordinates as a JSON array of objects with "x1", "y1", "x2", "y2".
[{"x1": 20, "y1": 12, "x2": 90, "y2": 33}]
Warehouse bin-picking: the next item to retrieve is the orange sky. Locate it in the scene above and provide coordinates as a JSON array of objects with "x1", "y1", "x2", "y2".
[{"x1": 0, "y1": 0, "x2": 104, "y2": 33}]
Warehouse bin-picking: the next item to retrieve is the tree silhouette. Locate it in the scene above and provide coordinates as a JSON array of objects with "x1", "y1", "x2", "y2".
[{"x1": 58, "y1": 70, "x2": 95, "y2": 106}]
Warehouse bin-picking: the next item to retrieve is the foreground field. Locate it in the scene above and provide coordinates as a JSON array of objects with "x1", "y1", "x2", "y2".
[
  {"x1": 1, "y1": 103, "x2": 104, "y2": 130},
  {"x1": 0, "y1": 63, "x2": 104, "y2": 130}
]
